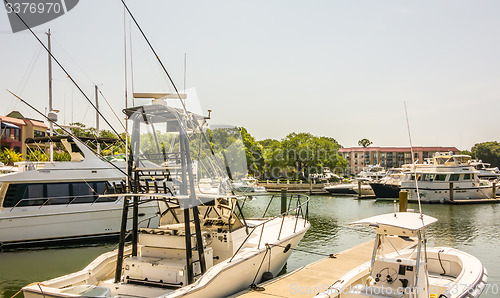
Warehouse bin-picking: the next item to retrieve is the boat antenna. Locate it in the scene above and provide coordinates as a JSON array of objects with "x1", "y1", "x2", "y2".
[
  {"x1": 404, "y1": 101, "x2": 423, "y2": 218},
  {"x1": 4, "y1": 0, "x2": 126, "y2": 146},
  {"x1": 6, "y1": 89, "x2": 129, "y2": 178},
  {"x1": 121, "y1": 0, "x2": 188, "y2": 112}
]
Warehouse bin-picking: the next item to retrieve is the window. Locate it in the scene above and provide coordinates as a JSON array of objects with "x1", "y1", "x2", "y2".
[
  {"x1": 72, "y1": 182, "x2": 94, "y2": 203},
  {"x1": 34, "y1": 130, "x2": 46, "y2": 137},
  {"x1": 449, "y1": 174, "x2": 460, "y2": 181},
  {"x1": 47, "y1": 183, "x2": 71, "y2": 204},
  {"x1": 435, "y1": 174, "x2": 447, "y2": 181},
  {"x1": 2, "y1": 181, "x2": 117, "y2": 208},
  {"x1": 464, "y1": 173, "x2": 471, "y2": 180},
  {"x1": 423, "y1": 174, "x2": 435, "y2": 181}
]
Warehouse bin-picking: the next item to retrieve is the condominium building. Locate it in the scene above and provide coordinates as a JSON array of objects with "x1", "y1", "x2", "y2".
[
  {"x1": 339, "y1": 146, "x2": 459, "y2": 176},
  {"x1": 0, "y1": 111, "x2": 48, "y2": 159}
]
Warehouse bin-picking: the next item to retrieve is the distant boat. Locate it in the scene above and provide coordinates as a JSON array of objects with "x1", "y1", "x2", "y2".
[
  {"x1": 370, "y1": 167, "x2": 408, "y2": 201},
  {"x1": 400, "y1": 153, "x2": 496, "y2": 203},
  {"x1": 232, "y1": 177, "x2": 266, "y2": 193},
  {"x1": 318, "y1": 212, "x2": 488, "y2": 298}
]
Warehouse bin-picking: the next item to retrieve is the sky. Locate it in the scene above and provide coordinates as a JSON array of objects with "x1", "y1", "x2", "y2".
[{"x1": 1, "y1": 0, "x2": 499, "y2": 150}]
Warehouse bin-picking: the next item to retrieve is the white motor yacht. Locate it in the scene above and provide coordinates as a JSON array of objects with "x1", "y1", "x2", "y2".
[
  {"x1": 22, "y1": 100, "x2": 310, "y2": 298},
  {"x1": 0, "y1": 136, "x2": 161, "y2": 249},
  {"x1": 317, "y1": 212, "x2": 488, "y2": 298},
  {"x1": 400, "y1": 154, "x2": 495, "y2": 203}
]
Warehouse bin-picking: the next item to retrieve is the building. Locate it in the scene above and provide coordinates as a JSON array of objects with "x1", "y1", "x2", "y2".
[
  {"x1": 0, "y1": 111, "x2": 48, "y2": 159},
  {"x1": 339, "y1": 146, "x2": 459, "y2": 176}
]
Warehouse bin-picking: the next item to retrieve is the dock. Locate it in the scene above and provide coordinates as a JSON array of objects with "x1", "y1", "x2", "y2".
[
  {"x1": 235, "y1": 236, "x2": 416, "y2": 297},
  {"x1": 261, "y1": 182, "x2": 329, "y2": 195}
]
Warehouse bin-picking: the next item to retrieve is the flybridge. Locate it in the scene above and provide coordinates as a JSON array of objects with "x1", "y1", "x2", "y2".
[{"x1": 133, "y1": 93, "x2": 187, "y2": 99}]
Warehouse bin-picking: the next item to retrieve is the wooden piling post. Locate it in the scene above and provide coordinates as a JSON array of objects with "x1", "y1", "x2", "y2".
[
  {"x1": 309, "y1": 180, "x2": 313, "y2": 195},
  {"x1": 493, "y1": 182, "x2": 496, "y2": 199},
  {"x1": 399, "y1": 190, "x2": 408, "y2": 212},
  {"x1": 358, "y1": 180, "x2": 362, "y2": 199},
  {"x1": 449, "y1": 182, "x2": 454, "y2": 201},
  {"x1": 281, "y1": 188, "x2": 287, "y2": 214}
]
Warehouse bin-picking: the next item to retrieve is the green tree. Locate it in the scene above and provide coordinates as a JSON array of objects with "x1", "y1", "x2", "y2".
[
  {"x1": 358, "y1": 138, "x2": 373, "y2": 148},
  {"x1": 471, "y1": 142, "x2": 500, "y2": 168}
]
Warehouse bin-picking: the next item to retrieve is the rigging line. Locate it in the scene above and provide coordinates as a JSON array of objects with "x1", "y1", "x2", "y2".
[
  {"x1": 17, "y1": 44, "x2": 43, "y2": 95},
  {"x1": 52, "y1": 36, "x2": 97, "y2": 86},
  {"x1": 98, "y1": 89, "x2": 127, "y2": 132},
  {"x1": 120, "y1": 0, "x2": 187, "y2": 112},
  {"x1": 7, "y1": 89, "x2": 129, "y2": 178},
  {"x1": 404, "y1": 101, "x2": 423, "y2": 218},
  {"x1": 4, "y1": 0, "x2": 125, "y2": 146}
]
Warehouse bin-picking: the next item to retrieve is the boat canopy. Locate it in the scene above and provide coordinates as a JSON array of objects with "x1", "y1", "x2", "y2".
[{"x1": 350, "y1": 212, "x2": 437, "y2": 237}]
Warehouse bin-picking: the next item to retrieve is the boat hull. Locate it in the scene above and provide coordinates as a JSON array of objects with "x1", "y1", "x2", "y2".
[
  {"x1": 370, "y1": 183, "x2": 400, "y2": 200},
  {"x1": 318, "y1": 247, "x2": 488, "y2": 298},
  {"x1": 22, "y1": 217, "x2": 311, "y2": 298},
  {"x1": 325, "y1": 183, "x2": 357, "y2": 195},
  {"x1": 0, "y1": 201, "x2": 160, "y2": 248}
]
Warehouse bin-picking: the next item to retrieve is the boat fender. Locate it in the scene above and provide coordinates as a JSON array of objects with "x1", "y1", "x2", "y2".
[{"x1": 261, "y1": 271, "x2": 274, "y2": 283}]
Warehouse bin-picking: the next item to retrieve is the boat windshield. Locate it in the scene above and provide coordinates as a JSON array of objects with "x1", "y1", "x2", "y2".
[{"x1": 126, "y1": 104, "x2": 247, "y2": 208}]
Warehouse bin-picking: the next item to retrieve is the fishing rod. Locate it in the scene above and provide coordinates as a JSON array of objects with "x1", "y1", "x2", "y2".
[
  {"x1": 7, "y1": 89, "x2": 129, "y2": 178},
  {"x1": 3, "y1": 0, "x2": 126, "y2": 146}
]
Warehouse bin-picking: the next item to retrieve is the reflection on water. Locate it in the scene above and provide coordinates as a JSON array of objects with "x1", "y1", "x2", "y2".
[{"x1": 1, "y1": 196, "x2": 499, "y2": 298}]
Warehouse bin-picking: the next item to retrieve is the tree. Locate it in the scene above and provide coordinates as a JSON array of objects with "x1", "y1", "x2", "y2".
[
  {"x1": 471, "y1": 142, "x2": 500, "y2": 168},
  {"x1": 358, "y1": 138, "x2": 373, "y2": 148}
]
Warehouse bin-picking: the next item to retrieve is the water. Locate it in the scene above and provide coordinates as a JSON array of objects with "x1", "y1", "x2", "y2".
[{"x1": 1, "y1": 195, "x2": 499, "y2": 297}]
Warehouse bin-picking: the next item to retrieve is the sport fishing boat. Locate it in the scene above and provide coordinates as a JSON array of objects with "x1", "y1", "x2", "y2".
[
  {"x1": 400, "y1": 154, "x2": 495, "y2": 203},
  {"x1": 22, "y1": 101, "x2": 310, "y2": 297},
  {"x1": 317, "y1": 212, "x2": 488, "y2": 298},
  {"x1": 0, "y1": 136, "x2": 161, "y2": 249}
]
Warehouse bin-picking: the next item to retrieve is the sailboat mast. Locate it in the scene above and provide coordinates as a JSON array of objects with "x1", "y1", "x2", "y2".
[
  {"x1": 46, "y1": 29, "x2": 54, "y2": 162},
  {"x1": 95, "y1": 85, "x2": 100, "y2": 154}
]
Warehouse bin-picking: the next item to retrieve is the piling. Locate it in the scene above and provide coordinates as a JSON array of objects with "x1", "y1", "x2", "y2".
[
  {"x1": 399, "y1": 190, "x2": 408, "y2": 212},
  {"x1": 281, "y1": 188, "x2": 287, "y2": 214},
  {"x1": 449, "y1": 182, "x2": 454, "y2": 201},
  {"x1": 357, "y1": 180, "x2": 362, "y2": 199},
  {"x1": 493, "y1": 182, "x2": 497, "y2": 199}
]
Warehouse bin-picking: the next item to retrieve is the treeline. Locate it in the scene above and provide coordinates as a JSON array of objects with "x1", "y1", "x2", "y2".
[
  {"x1": 464, "y1": 141, "x2": 500, "y2": 168},
  {"x1": 239, "y1": 128, "x2": 347, "y2": 180}
]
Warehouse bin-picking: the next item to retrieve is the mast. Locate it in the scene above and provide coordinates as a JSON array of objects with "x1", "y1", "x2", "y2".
[
  {"x1": 46, "y1": 29, "x2": 54, "y2": 162},
  {"x1": 95, "y1": 85, "x2": 100, "y2": 154}
]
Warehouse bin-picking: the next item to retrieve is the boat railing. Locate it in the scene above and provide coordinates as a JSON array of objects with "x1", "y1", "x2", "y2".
[
  {"x1": 9, "y1": 194, "x2": 122, "y2": 211},
  {"x1": 229, "y1": 193, "x2": 309, "y2": 262}
]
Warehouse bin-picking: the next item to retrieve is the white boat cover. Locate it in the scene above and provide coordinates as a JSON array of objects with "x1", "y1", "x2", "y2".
[{"x1": 350, "y1": 212, "x2": 438, "y2": 236}]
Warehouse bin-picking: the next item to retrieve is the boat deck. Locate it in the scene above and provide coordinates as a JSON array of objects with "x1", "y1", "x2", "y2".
[{"x1": 234, "y1": 236, "x2": 416, "y2": 297}]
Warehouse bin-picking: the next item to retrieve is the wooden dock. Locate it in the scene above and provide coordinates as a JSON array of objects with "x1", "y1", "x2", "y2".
[
  {"x1": 235, "y1": 236, "x2": 416, "y2": 297},
  {"x1": 261, "y1": 182, "x2": 329, "y2": 195}
]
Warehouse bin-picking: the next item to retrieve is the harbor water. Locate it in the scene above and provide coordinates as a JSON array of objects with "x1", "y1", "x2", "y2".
[{"x1": 1, "y1": 195, "x2": 499, "y2": 298}]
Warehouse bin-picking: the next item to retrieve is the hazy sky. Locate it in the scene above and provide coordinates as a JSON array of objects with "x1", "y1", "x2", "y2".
[{"x1": 1, "y1": 1, "x2": 499, "y2": 150}]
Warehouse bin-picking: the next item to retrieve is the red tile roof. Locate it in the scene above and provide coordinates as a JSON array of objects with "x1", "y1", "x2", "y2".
[{"x1": 339, "y1": 146, "x2": 459, "y2": 153}]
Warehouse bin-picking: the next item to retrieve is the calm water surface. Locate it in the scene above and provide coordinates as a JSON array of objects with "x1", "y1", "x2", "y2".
[{"x1": 1, "y1": 195, "x2": 499, "y2": 297}]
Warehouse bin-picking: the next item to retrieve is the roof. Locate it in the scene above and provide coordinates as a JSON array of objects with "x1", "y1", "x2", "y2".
[
  {"x1": 350, "y1": 212, "x2": 438, "y2": 236},
  {"x1": 339, "y1": 146, "x2": 459, "y2": 153},
  {"x1": 25, "y1": 119, "x2": 48, "y2": 128},
  {"x1": 0, "y1": 116, "x2": 26, "y2": 126}
]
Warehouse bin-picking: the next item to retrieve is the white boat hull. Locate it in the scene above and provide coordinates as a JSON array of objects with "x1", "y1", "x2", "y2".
[
  {"x1": 22, "y1": 216, "x2": 310, "y2": 298},
  {"x1": 0, "y1": 200, "x2": 161, "y2": 248},
  {"x1": 318, "y1": 247, "x2": 488, "y2": 298},
  {"x1": 403, "y1": 185, "x2": 494, "y2": 203}
]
